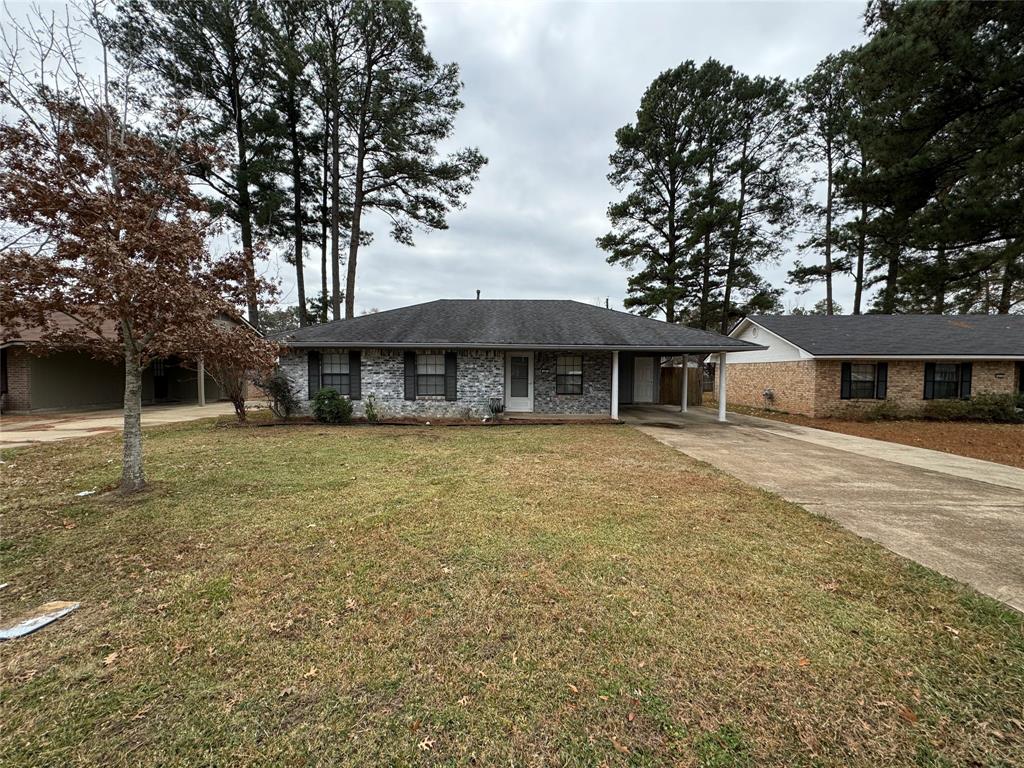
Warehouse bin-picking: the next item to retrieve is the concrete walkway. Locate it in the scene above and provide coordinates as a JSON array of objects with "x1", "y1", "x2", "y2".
[
  {"x1": 623, "y1": 405, "x2": 1024, "y2": 612},
  {"x1": 0, "y1": 402, "x2": 241, "y2": 449}
]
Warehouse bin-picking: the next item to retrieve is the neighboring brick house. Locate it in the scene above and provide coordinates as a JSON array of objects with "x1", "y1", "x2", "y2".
[
  {"x1": 723, "y1": 314, "x2": 1024, "y2": 418},
  {"x1": 0, "y1": 312, "x2": 246, "y2": 413},
  {"x1": 274, "y1": 299, "x2": 762, "y2": 419}
]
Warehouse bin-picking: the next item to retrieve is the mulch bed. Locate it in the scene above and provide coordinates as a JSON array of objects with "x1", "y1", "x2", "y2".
[{"x1": 734, "y1": 406, "x2": 1024, "y2": 469}]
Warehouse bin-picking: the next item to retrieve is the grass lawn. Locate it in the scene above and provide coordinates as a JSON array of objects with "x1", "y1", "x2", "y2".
[
  {"x1": 723, "y1": 404, "x2": 1024, "y2": 470},
  {"x1": 1, "y1": 420, "x2": 1022, "y2": 766}
]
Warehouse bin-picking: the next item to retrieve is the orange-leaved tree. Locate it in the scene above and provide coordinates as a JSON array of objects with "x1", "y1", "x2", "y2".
[{"x1": 0, "y1": 93, "x2": 277, "y2": 492}]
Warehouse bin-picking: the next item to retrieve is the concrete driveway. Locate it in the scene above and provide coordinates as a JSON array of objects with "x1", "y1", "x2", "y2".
[
  {"x1": 623, "y1": 405, "x2": 1024, "y2": 613},
  {"x1": 0, "y1": 402, "x2": 241, "y2": 449}
]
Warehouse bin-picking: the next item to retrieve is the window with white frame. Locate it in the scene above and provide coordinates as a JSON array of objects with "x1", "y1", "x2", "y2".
[
  {"x1": 321, "y1": 352, "x2": 350, "y2": 395},
  {"x1": 416, "y1": 353, "x2": 445, "y2": 396},
  {"x1": 556, "y1": 355, "x2": 583, "y2": 395}
]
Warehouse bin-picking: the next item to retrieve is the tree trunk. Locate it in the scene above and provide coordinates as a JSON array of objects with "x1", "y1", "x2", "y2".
[
  {"x1": 320, "y1": 103, "x2": 330, "y2": 323},
  {"x1": 698, "y1": 163, "x2": 715, "y2": 330},
  {"x1": 665, "y1": 183, "x2": 677, "y2": 323},
  {"x1": 853, "y1": 201, "x2": 867, "y2": 315},
  {"x1": 121, "y1": 350, "x2": 145, "y2": 493},
  {"x1": 289, "y1": 84, "x2": 307, "y2": 327},
  {"x1": 932, "y1": 245, "x2": 947, "y2": 314},
  {"x1": 345, "y1": 60, "x2": 376, "y2": 321},
  {"x1": 823, "y1": 140, "x2": 834, "y2": 315},
  {"x1": 230, "y1": 61, "x2": 259, "y2": 330},
  {"x1": 330, "y1": 99, "x2": 342, "y2": 321},
  {"x1": 996, "y1": 241, "x2": 1020, "y2": 314},
  {"x1": 721, "y1": 144, "x2": 748, "y2": 335},
  {"x1": 881, "y1": 246, "x2": 899, "y2": 313},
  {"x1": 345, "y1": 145, "x2": 364, "y2": 319}
]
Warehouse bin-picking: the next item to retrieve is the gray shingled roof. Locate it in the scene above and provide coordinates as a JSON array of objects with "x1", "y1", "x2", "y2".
[
  {"x1": 743, "y1": 314, "x2": 1024, "y2": 357},
  {"x1": 275, "y1": 299, "x2": 763, "y2": 352}
]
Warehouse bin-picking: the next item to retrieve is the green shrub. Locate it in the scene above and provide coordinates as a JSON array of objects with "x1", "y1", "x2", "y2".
[
  {"x1": 261, "y1": 369, "x2": 300, "y2": 420},
  {"x1": 862, "y1": 401, "x2": 905, "y2": 421},
  {"x1": 312, "y1": 389, "x2": 353, "y2": 424},
  {"x1": 920, "y1": 393, "x2": 1023, "y2": 423}
]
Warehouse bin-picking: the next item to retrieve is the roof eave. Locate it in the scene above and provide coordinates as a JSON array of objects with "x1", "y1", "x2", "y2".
[
  {"x1": 812, "y1": 353, "x2": 1024, "y2": 360},
  {"x1": 277, "y1": 341, "x2": 768, "y2": 353}
]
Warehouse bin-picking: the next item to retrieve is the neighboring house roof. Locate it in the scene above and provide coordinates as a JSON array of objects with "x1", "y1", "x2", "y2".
[
  {"x1": 0, "y1": 313, "x2": 119, "y2": 349},
  {"x1": 275, "y1": 299, "x2": 764, "y2": 352},
  {"x1": 733, "y1": 314, "x2": 1024, "y2": 358}
]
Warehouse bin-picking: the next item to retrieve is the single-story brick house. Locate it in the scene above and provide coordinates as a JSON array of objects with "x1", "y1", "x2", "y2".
[
  {"x1": 275, "y1": 299, "x2": 763, "y2": 420},
  {"x1": 724, "y1": 314, "x2": 1024, "y2": 418}
]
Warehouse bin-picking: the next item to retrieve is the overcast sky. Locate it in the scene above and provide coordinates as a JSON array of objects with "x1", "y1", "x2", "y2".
[
  {"x1": 266, "y1": 0, "x2": 869, "y2": 318},
  {"x1": 7, "y1": 1, "x2": 869, "y2": 319}
]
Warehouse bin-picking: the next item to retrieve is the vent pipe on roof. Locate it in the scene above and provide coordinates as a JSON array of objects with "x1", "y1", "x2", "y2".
[{"x1": 476, "y1": 289, "x2": 480, "y2": 300}]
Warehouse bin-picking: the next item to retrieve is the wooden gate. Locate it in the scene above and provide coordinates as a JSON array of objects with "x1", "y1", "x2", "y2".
[{"x1": 659, "y1": 367, "x2": 703, "y2": 406}]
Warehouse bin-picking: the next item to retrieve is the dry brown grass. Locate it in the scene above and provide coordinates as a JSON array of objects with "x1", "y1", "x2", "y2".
[{"x1": 1, "y1": 420, "x2": 1022, "y2": 766}]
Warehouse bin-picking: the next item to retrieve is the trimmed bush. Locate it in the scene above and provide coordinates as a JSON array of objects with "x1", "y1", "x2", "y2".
[
  {"x1": 312, "y1": 389, "x2": 353, "y2": 424},
  {"x1": 862, "y1": 401, "x2": 905, "y2": 421},
  {"x1": 920, "y1": 393, "x2": 1023, "y2": 423}
]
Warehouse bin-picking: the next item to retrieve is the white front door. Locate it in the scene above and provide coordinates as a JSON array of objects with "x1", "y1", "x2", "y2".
[
  {"x1": 634, "y1": 356, "x2": 656, "y2": 403},
  {"x1": 505, "y1": 351, "x2": 534, "y2": 412}
]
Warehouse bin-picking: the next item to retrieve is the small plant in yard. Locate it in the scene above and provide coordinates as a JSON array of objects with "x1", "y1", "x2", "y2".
[
  {"x1": 312, "y1": 389, "x2": 353, "y2": 424},
  {"x1": 263, "y1": 369, "x2": 301, "y2": 420},
  {"x1": 487, "y1": 397, "x2": 505, "y2": 420},
  {"x1": 364, "y1": 394, "x2": 381, "y2": 423}
]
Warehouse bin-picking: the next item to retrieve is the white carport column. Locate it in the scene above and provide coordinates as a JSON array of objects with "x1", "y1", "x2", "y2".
[
  {"x1": 680, "y1": 354, "x2": 689, "y2": 413},
  {"x1": 717, "y1": 352, "x2": 727, "y2": 422},
  {"x1": 197, "y1": 354, "x2": 206, "y2": 407},
  {"x1": 610, "y1": 350, "x2": 619, "y2": 420}
]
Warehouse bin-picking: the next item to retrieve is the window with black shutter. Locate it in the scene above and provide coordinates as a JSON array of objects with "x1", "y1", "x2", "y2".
[
  {"x1": 924, "y1": 362, "x2": 972, "y2": 400},
  {"x1": 841, "y1": 362, "x2": 885, "y2": 400},
  {"x1": 444, "y1": 352, "x2": 457, "y2": 401},
  {"x1": 849, "y1": 364, "x2": 876, "y2": 399}
]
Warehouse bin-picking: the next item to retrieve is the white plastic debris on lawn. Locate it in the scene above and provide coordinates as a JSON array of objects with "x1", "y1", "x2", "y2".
[{"x1": 0, "y1": 601, "x2": 80, "y2": 641}]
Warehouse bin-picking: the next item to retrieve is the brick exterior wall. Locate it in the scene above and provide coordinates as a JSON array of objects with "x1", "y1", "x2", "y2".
[
  {"x1": 280, "y1": 348, "x2": 615, "y2": 418},
  {"x1": 2, "y1": 347, "x2": 33, "y2": 412},
  {"x1": 533, "y1": 351, "x2": 612, "y2": 414},
  {"x1": 723, "y1": 360, "x2": 818, "y2": 415},
  {"x1": 725, "y1": 358, "x2": 1019, "y2": 418}
]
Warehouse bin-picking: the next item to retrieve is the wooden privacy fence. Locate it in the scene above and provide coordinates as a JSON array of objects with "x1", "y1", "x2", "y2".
[{"x1": 659, "y1": 367, "x2": 703, "y2": 406}]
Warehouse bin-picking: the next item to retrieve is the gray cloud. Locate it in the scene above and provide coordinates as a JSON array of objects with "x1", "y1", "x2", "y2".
[{"x1": 272, "y1": 0, "x2": 867, "y2": 317}]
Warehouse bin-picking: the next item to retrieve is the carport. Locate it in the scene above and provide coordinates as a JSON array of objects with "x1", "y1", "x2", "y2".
[{"x1": 612, "y1": 350, "x2": 732, "y2": 422}]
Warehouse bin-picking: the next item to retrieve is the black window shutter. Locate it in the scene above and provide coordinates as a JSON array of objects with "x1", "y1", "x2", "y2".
[
  {"x1": 840, "y1": 362, "x2": 852, "y2": 400},
  {"x1": 444, "y1": 352, "x2": 457, "y2": 401},
  {"x1": 923, "y1": 362, "x2": 936, "y2": 400},
  {"x1": 307, "y1": 351, "x2": 321, "y2": 399},
  {"x1": 404, "y1": 351, "x2": 416, "y2": 400},
  {"x1": 349, "y1": 351, "x2": 361, "y2": 400},
  {"x1": 959, "y1": 362, "x2": 972, "y2": 399},
  {"x1": 875, "y1": 362, "x2": 888, "y2": 400},
  {"x1": 620, "y1": 352, "x2": 634, "y2": 404}
]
